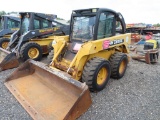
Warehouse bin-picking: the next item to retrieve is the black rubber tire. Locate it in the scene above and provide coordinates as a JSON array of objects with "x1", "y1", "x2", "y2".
[
  {"x1": 20, "y1": 42, "x2": 42, "y2": 61},
  {"x1": 47, "y1": 50, "x2": 54, "y2": 64},
  {"x1": 82, "y1": 57, "x2": 111, "y2": 92},
  {"x1": 0, "y1": 38, "x2": 10, "y2": 49},
  {"x1": 109, "y1": 52, "x2": 128, "y2": 79}
]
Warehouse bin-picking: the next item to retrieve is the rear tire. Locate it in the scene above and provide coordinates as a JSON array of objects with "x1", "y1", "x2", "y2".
[
  {"x1": 0, "y1": 38, "x2": 10, "y2": 49},
  {"x1": 20, "y1": 42, "x2": 42, "y2": 61},
  {"x1": 47, "y1": 50, "x2": 54, "y2": 64},
  {"x1": 109, "y1": 52, "x2": 128, "y2": 79},
  {"x1": 82, "y1": 57, "x2": 111, "y2": 92}
]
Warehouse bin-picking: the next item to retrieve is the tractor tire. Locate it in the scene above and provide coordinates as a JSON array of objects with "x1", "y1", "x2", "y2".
[
  {"x1": 20, "y1": 42, "x2": 42, "y2": 61},
  {"x1": 82, "y1": 57, "x2": 111, "y2": 92},
  {"x1": 0, "y1": 38, "x2": 10, "y2": 49},
  {"x1": 47, "y1": 50, "x2": 54, "y2": 64},
  {"x1": 109, "y1": 52, "x2": 128, "y2": 79}
]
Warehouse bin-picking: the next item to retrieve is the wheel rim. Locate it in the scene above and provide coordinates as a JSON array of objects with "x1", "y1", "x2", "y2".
[
  {"x1": 97, "y1": 67, "x2": 108, "y2": 85},
  {"x1": 28, "y1": 48, "x2": 39, "y2": 59},
  {"x1": 2, "y1": 42, "x2": 9, "y2": 49},
  {"x1": 119, "y1": 59, "x2": 126, "y2": 74}
]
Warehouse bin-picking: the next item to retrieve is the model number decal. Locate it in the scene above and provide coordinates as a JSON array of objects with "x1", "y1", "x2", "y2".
[
  {"x1": 110, "y1": 39, "x2": 124, "y2": 46},
  {"x1": 103, "y1": 39, "x2": 124, "y2": 49}
]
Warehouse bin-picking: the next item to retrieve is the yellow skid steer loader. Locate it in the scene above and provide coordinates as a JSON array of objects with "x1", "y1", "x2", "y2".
[{"x1": 4, "y1": 8, "x2": 131, "y2": 119}]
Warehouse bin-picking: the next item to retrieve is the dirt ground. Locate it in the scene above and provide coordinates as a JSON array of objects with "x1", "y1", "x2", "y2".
[{"x1": 0, "y1": 50, "x2": 160, "y2": 120}]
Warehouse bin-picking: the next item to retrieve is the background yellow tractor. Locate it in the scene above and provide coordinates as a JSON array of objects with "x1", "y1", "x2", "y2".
[
  {"x1": 0, "y1": 12, "x2": 69, "y2": 71},
  {"x1": 0, "y1": 15, "x2": 20, "y2": 49},
  {"x1": 4, "y1": 8, "x2": 131, "y2": 120},
  {"x1": 144, "y1": 39, "x2": 159, "y2": 50},
  {"x1": 131, "y1": 34, "x2": 159, "y2": 64}
]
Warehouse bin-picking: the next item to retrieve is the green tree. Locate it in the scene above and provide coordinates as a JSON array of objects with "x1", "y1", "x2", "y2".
[
  {"x1": 153, "y1": 23, "x2": 160, "y2": 27},
  {"x1": 7, "y1": 11, "x2": 18, "y2": 15},
  {"x1": 0, "y1": 11, "x2": 6, "y2": 29},
  {"x1": 0, "y1": 11, "x2": 6, "y2": 16},
  {"x1": 67, "y1": 20, "x2": 70, "y2": 23},
  {"x1": 57, "y1": 17, "x2": 64, "y2": 20}
]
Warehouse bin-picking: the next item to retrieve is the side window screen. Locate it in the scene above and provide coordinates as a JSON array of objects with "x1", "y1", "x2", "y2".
[
  {"x1": 15, "y1": 21, "x2": 20, "y2": 28},
  {"x1": 116, "y1": 21, "x2": 123, "y2": 34},
  {"x1": 34, "y1": 19, "x2": 40, "y2": 29},
  {"x1": 22, "y1": 17, "x2": 29, "y2": 34},
  {"x1": 42, "y1": 20, "x2": 49, "y2": 28},
  {"x1": 7, "y1": 19, "x2": 20, "y2": 28},
  {"x1": 97, "y1": 12, "x2": 114, "y2": 39}
]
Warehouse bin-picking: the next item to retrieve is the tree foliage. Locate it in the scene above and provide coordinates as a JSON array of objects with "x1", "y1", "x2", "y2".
[
  {"x1": 0, "y1": 11, "x2": 6, "y2": 28},
  {"x1": 57, "y1": 17, "x2": 64, "y2": 20},
  {"x1": 153, "y1": 23, "x2": 160, "y2": 27},
  {"x1": 0, "y1": 11, "x2": 6, "y2": 17}
]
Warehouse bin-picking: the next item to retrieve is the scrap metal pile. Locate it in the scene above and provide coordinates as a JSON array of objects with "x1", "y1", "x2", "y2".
[{"x1": 129, "y1": 33, "x2": 159, "y2": 64}]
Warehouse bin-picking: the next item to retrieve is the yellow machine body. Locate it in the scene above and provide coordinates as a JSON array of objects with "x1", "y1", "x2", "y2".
[{"x1": 50, "y1": 33, "x2": 131, "y2": 80}]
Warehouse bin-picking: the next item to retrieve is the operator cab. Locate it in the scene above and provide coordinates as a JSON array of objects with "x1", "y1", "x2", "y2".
[
  {"x1": 19, "y1": 12, "x2": 57, "y2": 35},
  {"x1": 63, "y1": 8, "x2": 126, "y2": 60},
  {"x1": 67, "y1": 8, "x2": 126, "y2": 53},
  {"x1": 70, "y1": 8, "x2": 125, "y2": 43},
  {"x1": 0, "y1": 15, "x2": 20, "y2": 31},
  {"x1": 0, "y1": 15, "x2": 20, "y2": 37}
]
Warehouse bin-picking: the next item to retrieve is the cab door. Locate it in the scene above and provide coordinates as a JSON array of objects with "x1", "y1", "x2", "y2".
[{"x1": 96, "y1": 11, "x2": 116, "y2": 39}]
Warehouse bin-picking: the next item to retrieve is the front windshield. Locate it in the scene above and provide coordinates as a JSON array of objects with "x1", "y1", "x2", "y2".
[
  {"x1": 0, "y1": 17, "x2": 4, "y2": 30},
  {"x1": 21, "y1": 15, "x2": 29, "y2": 34},
  {"x1": 72, "y1": 16, "x2": 96, "y2": 41}
]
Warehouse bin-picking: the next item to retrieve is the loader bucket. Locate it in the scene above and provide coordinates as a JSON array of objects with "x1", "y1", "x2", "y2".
[
  {"x1": 5, "y1": 60, "x2": 92, "y2": 120},
  {"x1": 0, "y1": 48, "x2": 19, "y2": 71}
]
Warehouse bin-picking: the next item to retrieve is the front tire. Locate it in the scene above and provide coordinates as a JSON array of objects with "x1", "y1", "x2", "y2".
[
  {"x1": 20, "y1": 42, "x2": 42, "y2": 61},
  {"x1": 0, "y1": 38, "x2": 10, "y2": 49},
  {"x1": 82, "y1": 57, "x2": 111, "y2": 92}
]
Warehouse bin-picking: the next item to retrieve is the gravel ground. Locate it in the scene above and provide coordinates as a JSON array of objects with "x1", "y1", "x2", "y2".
[{"x1": 0, "y1": 54, "x2": 160, "y2": 120}]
